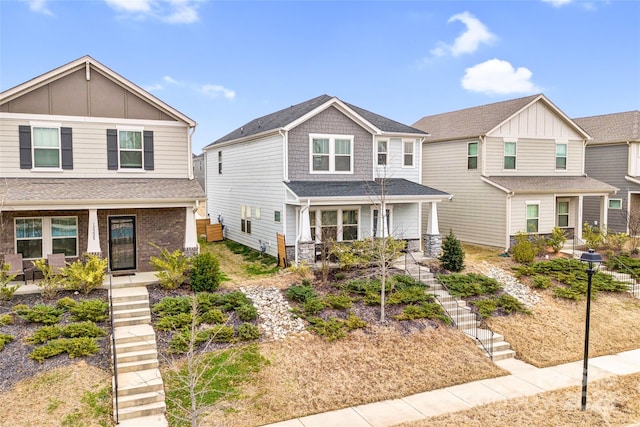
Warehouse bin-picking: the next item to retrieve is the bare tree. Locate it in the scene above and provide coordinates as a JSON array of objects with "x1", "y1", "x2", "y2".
[{"x1": 621, "y1": 208, "x2": 640, "y2": 253}]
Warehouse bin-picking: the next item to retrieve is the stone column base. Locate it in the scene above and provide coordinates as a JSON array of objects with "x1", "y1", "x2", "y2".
[
  {"x1": 184, "y1": 246, "x2": 200, "y2": 257},
  {"x1": 423, "y1": 234, "x2": 442, "y2": 259},
  {"x1": 297, "y1": 241, "x2": 316, "y2": 267}
]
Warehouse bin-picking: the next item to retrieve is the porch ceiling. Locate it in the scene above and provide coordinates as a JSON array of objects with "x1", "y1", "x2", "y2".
[
  {"x1": 284, "y1": 178, "x2": 450, "y2": 200},
  {"x1": 485, "y1": 176, "x2": 618, "y2": 194}
]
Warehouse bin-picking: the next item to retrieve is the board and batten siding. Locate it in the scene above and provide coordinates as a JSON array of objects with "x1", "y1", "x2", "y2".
[
  {"x1": 422, "y1": 139, "x2": 507, "y2": 248},
  {"x1": 492, "y1": 101, "x2": 583, "y2": 141},
  {"x1": 584, "y1": 143, "x2": 637, "y2": 232},
  {"x1": 373, "y1": 137, "x2": 421, "y2": 182},
  {"x1": 206, "y1": 133, "x2": 285, "y2": 257},
  {"x1": 0, "y1": 117, "x2": 191, "y2": 178}
]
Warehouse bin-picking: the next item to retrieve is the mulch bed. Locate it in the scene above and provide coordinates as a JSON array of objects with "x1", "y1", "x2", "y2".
[{"x1": 0, "y1": 289, "x2": 111, "y2": 393}]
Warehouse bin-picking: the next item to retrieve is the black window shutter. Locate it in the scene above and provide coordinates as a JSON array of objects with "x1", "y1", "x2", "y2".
[
  {"x1": 107, "y1": 129, "x2": 118, "y2": 170},
  {"x1": 61, "y1": 127, "x2": 73, "y2": 170},
  {"x1": 19, "y1": 125, "x2": 32, "y2": 169},
  {"x1": 143, "y1": 130, "x2": 154, "y2": 171}
]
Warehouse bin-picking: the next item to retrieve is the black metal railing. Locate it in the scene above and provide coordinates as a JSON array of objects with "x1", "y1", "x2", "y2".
[
  {"x1": 403, "y1": 251, "x2": 494, "y2": 359},
  {"x1": 108, "y1": 271, "x2": 119, "y2": 424},
  {"x1": 607, "y1": 256, "x2": 640, "y2": 298},
  {"x1": 573, "y1": 235, "x2": 587, "y2": 255}
]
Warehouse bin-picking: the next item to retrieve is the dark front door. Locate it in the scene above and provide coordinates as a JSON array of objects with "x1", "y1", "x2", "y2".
[{"x1": 109, "y1": 216, "x2": 136, "y2": 271}]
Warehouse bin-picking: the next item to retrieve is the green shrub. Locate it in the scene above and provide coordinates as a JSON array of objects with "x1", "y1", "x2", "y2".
[
  {"x1": 56, "y1": 297, "x2": 77, "y2": 309},
  {"x1": 0, "y1": 332, "x2": 14, "y2": 351},
  {"x1": 64, "y1": 254, "x2": 107, "y2": 294},
  {"x1": 582, "y1": 222, "x2": 603, "y2": 250},
  {"x1": 323, "y1": 294, "x2": 353, "y2": 310},
  {"x1": 196, "y1": 292, "x2": 223, "y2": 312},
  {"x1": 343, "y1": 313, "x2": 367, "y2": 330},
  {"x1": 548, "y1": 227, "x2": 567, "y2": 253},
  {"x1": 149, "y1": 246, "x2": 191, "y2": 290},
  {"x1": 190, "y1": 252, "x2": 222, "y2": 292},
  {"x1": 69, "y1": 299, "x2": 108, "y2": 322},
  {"x1": 439, "y1": 229, "x2": 465, "y2": 272},
  {"x1": 302, "y1": 298, "x2": 325, "y2": 316},
  {"x1": 387, "y1": 286, "x2": 430, "y2": 305},
  {"x1": 12, "y1": 304, "x2": 29, "y2": 313},
  {"x1": 307, "y1": 317, "x2": 346, "y2": 342},
  {"x1": 531, "y1": 275, "x2": 552, "y2": 289},
  {"x1": 199, "y1": 308, "x2": 227, "y2": 325},
  {"x1": 394, "y1": 303, "x2": 450, "y2": 323},
  {"x1": 285, "y1": 284, "x2": 317, "y2": 303},
  {"x1": 339, "y1": 278, "x2": 381, "y2": 295},
  {"x1": 152, "y1": 296, "x2": 191, "y2": 316},
  {"x1": 0, "y1": 313, "x2": 13, "y2": 326},
  {"x1": 392, "y1": 274, "x2": 424, "y2": 289},
  {"x1": 0, "y1": 262, "x2": 19, "y2": 301},
  {"x1": 363, "y1": 291, "x2": 381, "y2": 306},
  {"x1": 531, "y1": 234, "x2": 549, "y2": 257},
  {"x1": 17, "y1": 304, "x2": 66, "y2": 325},
  {"x1": 62, "y1": 321, "x2": 105, "y2": 339},
  {"x1": 156, "y1": 313, "x2": 194, "y2": 331},
  {"x1": 200, "y1": 325, "x2": 235, "y2": 343},
  {"x1": 236, "y1": 304, "x2": 258, "y2": 322},
  {"x1": 334, "y1": 272, "x2": 346, "y2": 280},
  {"x1": 30, "y1": 337, "x2": 100, "y2": 362},
  {"x1": 603, "y1": 231, "x2": 629, "y2": 254},
  {"x1": 438, "y1": 273, "x2": 501, "y2": 297},
  {"x1": 26, "y1": 325, "x2": 63, "y2": 344},
  {"x1": 237, "y1": 323, "x2": 260, "y2": 341},
  {"x1": 33, "y1": 258, "x2": 65, "y2": 300},
  {"x1": 512, "y1": 232, "x2": 536, "y2": 264},
  {"x1": 497, "y1": 294, "x2": 531, "y2": 315},
  {"x1": 219, "y1": 291, "x2": 252, "y2": 311},
  {"x1": 469, "y1": 299, "x2": 498, "y2": 319}
]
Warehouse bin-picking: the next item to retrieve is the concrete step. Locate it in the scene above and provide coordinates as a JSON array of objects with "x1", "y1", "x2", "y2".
[
  {"x1": 118, "y1": 359, "x2": 159, "y2": 374},
  {"x1": 112, "y1": 299, "x2": 150, "y2": 312},
  {"x1": 117, "y1": 400, "x2": 166, "y2": 421},
  {"x1": 116, "y1": 391, "x2": 165, "y2": 409},
  {"x1": 115, "y1": 369, "x2": 164, "y2": 397},
  {"x1": 491, "y1": 348, "x2": 516, "y2": 361},
  {"x1": 114, "y1": 324, "x2": 156, "y2": 345},
  {"x1": 115, "y1": 415, "x2": 168, "y2": 427},
  {"x1": 110, "y1": 287, "x2": 149, "y2": 304},
  {"x1": 114, "y1": 315, "x2": 152, "y2": 328},
  {"x1": 115, "y1": 339, "x2": 156, "y2": 355},
  {"x1": 113, "y1": 307, "x2": 152, "y2": 320},
  {"x1": 489, "y1": 341, "x2": 513, "y2": 352},
  {"x1": 117, "y1": 348, "x2": 158, "y2": 364}
]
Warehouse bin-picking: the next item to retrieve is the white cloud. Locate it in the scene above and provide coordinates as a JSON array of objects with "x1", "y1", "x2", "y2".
[
  {"x1": 201, "y1": 85, "x2": 236, "y2": 100},
  {"x1": 430, "y1": 11, "x2": 496, "y2": 58},
  {"x1": 143, "y1": 83, "x2": 164, "y2": 92},
  {"x1": 542, "y1": 0, "x2": 572, "y2": 6},
  {"x1": 461, "y1": 59, "x2": 540, "y2": 95},
  {"x1": 163, "y1": 75, "x2": 181, "y2": 85},
  {"x1": 103, "y1": 0, "x2": 201, "y2": 24},
  {"x1": 24, "y1": 0, "x2": 54, "y2": 16}
]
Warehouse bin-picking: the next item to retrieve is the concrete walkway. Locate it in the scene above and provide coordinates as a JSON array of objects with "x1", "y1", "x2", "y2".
[{"x1": 263, "y1": 348, "x2": 640, "y2": 427}]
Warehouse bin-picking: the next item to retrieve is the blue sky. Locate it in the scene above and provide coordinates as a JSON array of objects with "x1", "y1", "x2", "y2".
[{"x1": 1, "y1": 0, "x2": 639, "y2": 152}]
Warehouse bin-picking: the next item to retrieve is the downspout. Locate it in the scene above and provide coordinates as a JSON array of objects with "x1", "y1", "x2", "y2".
[
  {"x1": 280, "y1": 129, "x2": 288, "y2": 182},
  {"x1": 506, "y1": 192, "x2": 514, "y2": 251},
  {"x1": 480, "y1": 135, "x2": 487, "y2": 176},
  {"x1": 188, "y1": 126, "x2": 196, "y2": 180}
]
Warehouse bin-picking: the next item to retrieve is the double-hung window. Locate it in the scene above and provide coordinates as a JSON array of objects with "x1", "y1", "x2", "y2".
[
  {"x1": 15, "y1": 216, "x2": 78, "y2": 259},
  {"x1": 33, "y1": 127, "x2": 61, "y2": 168},
  {"x1": 403, "y1": 141, "x2": 415, "y2": 167},
  {"x1": 308, "y1": 208, "x2": 359, "y2": 242},
  {"x1": 556, "y1": 143, "x2": 567, "y2": 170},
  {"x1": 526, "y1": 203, "x2": 539, "y2": 233},
  {"x1": 310, "y1": 134, "x2": 353, "y2": 173},
  {"x1": 468, "y1": 142, "x2": 478, "y2": 170},
  {"x1": 241, "y1": 205, "x2": 252, "y2": 234},
  {"x1": 557, "y1": 201, "x2": 569, "y2": 227},
  {"x1": 119, "y1": 130, "x2": 143, "y2": 169},
  {"x1": 107, "y1": 128, "x2": 153, "y2": 171},
  {"x1": 377, "y1": 140, "x2": 388, "y2": 166},
  {"x1": 504, "y1": 141, "x2": 517, "y2": 170}
]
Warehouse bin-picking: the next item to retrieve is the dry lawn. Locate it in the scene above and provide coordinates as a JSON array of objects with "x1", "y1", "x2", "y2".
[
  {"x1": 398, "y1": 372, "x2": 640, "y2": 427},
  {"x1": 0, "y1": 361, "x2": 111, "y2": 427},
  {"x1": 204, "y1": 327, "x2": 507, "y2": 426}
]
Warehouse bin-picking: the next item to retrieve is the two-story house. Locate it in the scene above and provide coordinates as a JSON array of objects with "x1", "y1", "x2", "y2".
[
  {"x1": 203, "y1": 95, "x2": 450, "y2": 265},
  {"x1": 413, "y1": 94, "x2": 617, "y2": 250},
  {"x1": 0, "y1": 56, "x2": 205, "y2": 272},
  {"x1": 576, "y1": 111, "x2": 640, "y2": 233}
]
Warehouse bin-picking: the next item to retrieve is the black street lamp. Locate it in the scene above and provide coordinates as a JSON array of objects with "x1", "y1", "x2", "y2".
[{"x1": 579, "y1": 248, "x2": 602, "y2": 411}]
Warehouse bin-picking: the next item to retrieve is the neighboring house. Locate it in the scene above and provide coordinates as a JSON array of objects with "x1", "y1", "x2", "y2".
[
  {"x1": 0, "y1": 56, "x2": 205, "y2": 272},
  {"x1": 193, "y1": 152, "x2": 205, "y2": 191},
  {"x1": 577, "y1": 111, "x2": 640, "y2": 233},
  {"x1": 413, "y1": 94, "x2": 617, "y2": 250},
  {"x1": 203, "y1": 94, "x2": 450, "y2": 264}
]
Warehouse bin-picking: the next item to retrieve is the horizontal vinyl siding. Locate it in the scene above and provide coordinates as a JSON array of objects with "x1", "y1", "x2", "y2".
[
  {"x1": 484, "y1": 137, "x2": 584, "y2": 176},
  {"x1": 423, "y1": 140, "x2": 506, "y2": 248},
  {"x1": 374, "y1": 137, "x2": 421, "y2": 182},
  {"x1": 206, "y1": 134, "x2": 284, "y2": 257},
  {"x1": 0, "y1": 118, "x2": 190, "y2": 178},
  {"x1": 389, "y1": 203, "x2": 419, "y2": 240},
  {"x1": 509, "y1": 194, "x2": 555, "y2": 235}
]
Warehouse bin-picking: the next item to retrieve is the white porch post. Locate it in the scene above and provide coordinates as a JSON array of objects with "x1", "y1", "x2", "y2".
[
  {"x1": 577, "y1": 195, "x2": 584, "y2": 240},
  {"x1": 86, "y1": 209, "x2": 101, "y2": 256},
  {"x1": 184, "y1": 206, "x2": 199, "y2": 256},
  {"x1": 600, "y1": 195, "x2": 609, "y2": 230},
  {"x1": 424, "y1": 202, "x2": 442, "y2": 258},
  {"x1": 426, "y1": 202, "x2": 440, "y2": 235},
  {"x1": 297, "y1": 201, "x2": 315, "y2": 266}
]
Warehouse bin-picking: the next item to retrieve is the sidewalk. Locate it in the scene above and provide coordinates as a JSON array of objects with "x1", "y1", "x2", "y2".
[{"x1": 263, "y1": 348, "x2": 640, "y2": 427}]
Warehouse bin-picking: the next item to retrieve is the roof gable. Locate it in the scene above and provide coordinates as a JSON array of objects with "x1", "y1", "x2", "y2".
[
  {"x1": 206, "y1": 95, "x2": 426, "y2": 148},
  {"x1": 574, "y1": 111, "x2": 640, "y2": 144},
  {"x1": 0, "y1": 55, "x2": 195, "y2": 126}
]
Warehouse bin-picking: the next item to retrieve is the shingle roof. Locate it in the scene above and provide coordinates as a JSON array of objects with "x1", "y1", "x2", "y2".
[
  {"x1": 412, "y1": 94, "x2": 542, "y2": 141},
  {"x1": 207, "y1": 95, "x2": 426, "y2": 147},
  {"x1": 2, "y1": 178, "x2": 205, "y2": 204},
  {"x1": 284, "y1": 179, "x2": 449, "y2": 198},
  {"x1": 574, "y1": 111, "x2": 640, "y2": 145},
  {"x1": 485, "y1": 176, "x2": 617, "y2": 194}
]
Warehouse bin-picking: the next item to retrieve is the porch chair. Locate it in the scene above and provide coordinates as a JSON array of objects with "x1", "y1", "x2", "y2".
[
  {"x1": 47, "y1": 253, "x2": 67, "y2": 275},
  {"x1": 3, "y1": 253, "x2": 27, "y2": 285}
]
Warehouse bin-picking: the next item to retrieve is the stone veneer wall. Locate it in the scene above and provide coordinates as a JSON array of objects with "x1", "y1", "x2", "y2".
[{"x1": 423, "y1": 234, "x2": 442, "y2": 259}]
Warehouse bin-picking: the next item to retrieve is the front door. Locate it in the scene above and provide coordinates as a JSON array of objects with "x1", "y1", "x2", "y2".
[{"x1": 109, "y1": 216, "x2": 136, "y2": 271}]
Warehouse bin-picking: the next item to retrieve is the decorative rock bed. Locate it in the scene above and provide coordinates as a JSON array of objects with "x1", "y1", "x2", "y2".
[
  {"x1": 240, "y1": 286, "x2": 306, "y2": 340},
  {"x1": 479, "y1": 261, "x2": 542, "y2": 308}
]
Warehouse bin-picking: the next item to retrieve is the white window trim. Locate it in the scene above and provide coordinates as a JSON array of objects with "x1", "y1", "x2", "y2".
[
  {"x1": 525, "y1": 201, "x2": 540, "y2": 233},
  {"x1": 370, "y1": 205, "x2": 394, "y2": 238},
  {"x1": 555, "y1": 142, "x2": 568, "y2": 171},
  {"x1": 308, "y1": 206, "x2": 361, "y2": 242},
  {"x1": 608, "y1": 199, "x2": 623, "y2": 209},
  {"x1": 376, "y1": 139, "x2": 388, "y2": 166},
  {"x1": 309, "y1": 133, "x2": 354, "y2": 174},
  {"x1": 503, "y1": 140, "x2": 517, "y2": 171},
  {"x1": 116, "y1": 126, "x2": 145, "y2": 171},
  {"x1": 467, "y1": 141, "x2": 479, "y2": 170},
  {"x1": 30, "y1": 122, "x2": 62, "y2": 170},
  {"x1": 218, "y1": 151, "x2": 222, "y2": 175},
  {"x1": 402, "y1": 140, "x2": 415, "y2": 168},
  {"x1": 14, "y1": 216, "x2": 78, "y2": 260}
]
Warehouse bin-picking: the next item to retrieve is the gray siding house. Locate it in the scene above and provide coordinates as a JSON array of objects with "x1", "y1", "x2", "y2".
[
  {"x1": 414, "y1": 94, "x2": 617, "y2": 250},
  {"x1": 577, "y1": 111, "x2": 640, "y2": 233},
  {"x1": 0, "y1": 56, "x2": 205, "y2": 272},
  {"x1": 203, "y1": 95, "x2": 450, "y2": 265}
]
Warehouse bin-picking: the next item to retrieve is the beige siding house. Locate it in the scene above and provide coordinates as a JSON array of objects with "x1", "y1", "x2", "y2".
[
  {"x1": 0, "y1": 56, "x2": 205, "y2": 272},
  {"x1": 414, "y1": 94, "x2": 617, "y2": 249}
]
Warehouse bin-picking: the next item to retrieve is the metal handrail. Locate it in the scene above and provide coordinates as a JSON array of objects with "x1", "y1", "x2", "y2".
[
  {"x1": 573, "y1": 235, "x2": 587, "y2": 255},
  {"x1": 402, "y1": 251, "x2": 494, "y2": 359},
  {"x1": 109, "y1": 271, "x2": 119, "y2": 424},
  {"x1": 607, "y1": 256, "x2": 640, "y2": 297}
]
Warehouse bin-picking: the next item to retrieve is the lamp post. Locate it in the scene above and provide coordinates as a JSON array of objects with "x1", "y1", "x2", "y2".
[{"x1": 579, "y1": 248, "x2": 602, "y2": 411}]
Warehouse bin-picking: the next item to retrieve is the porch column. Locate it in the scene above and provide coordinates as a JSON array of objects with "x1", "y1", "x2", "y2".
[
  {"x1": 424, "y1": 202, "x2": 442, "y2": 258},
  {"x1": 86, "y1": 209, "x2": 101, "y2": 256},
  {"x1": 576, "y1": 195, "x2": 584, "y2": 240},
  {"x1": 297, "y1": 203, "x2": 315, "y2": 266},
  {"x1": 184, "y1": 206, "x2": 199, "y2": 257},
  {"x1": 600, "y1": 195, "x2": 609, "y2": 230}
]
